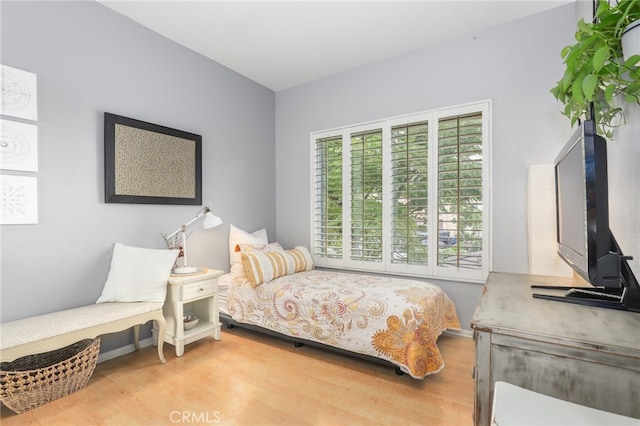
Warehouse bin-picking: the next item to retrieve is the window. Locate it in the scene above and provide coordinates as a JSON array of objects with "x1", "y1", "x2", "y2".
[
  {"x1": 437, "y1": 113, "x2": 484, "y2": 271},
  {"x1": 314, "y1": 135, "x2": 343, "y2": 259},
  {"x1": 311, "y1": 101, "x2": 491, "y2": 282},
  {"x1": 390, "y1": 120, "x2": 429, "y2": 267},
  {"x1": 350, "y1": 129, "x2": 383, "y2": 263}
]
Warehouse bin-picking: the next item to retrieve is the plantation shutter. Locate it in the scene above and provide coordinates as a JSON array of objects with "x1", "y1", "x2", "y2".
[
  {"x1": 390, "y1": 121, "x2": 429, "y2": 265},
  {"x1": 311, "y1": 100, "x2": 490, "y2": 280},
  {"x1": 314, "y1": 135, "x2": 343, "y2": 259},
  {"x1": 437, "y1": 113, "x2": 483, "y2": 270},
  {"x1": 350, "y1": 129, "x2": 383, "y2": 262}
]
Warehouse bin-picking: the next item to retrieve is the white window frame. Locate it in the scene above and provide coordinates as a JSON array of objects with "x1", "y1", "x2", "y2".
[{"x1": 310, "y1": 100, "x2": 492, "y2": 283}]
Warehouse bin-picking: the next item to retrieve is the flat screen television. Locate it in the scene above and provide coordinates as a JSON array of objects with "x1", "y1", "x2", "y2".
[{"x1": 533, "y1": 119, "x2": 640, "y2": 312}]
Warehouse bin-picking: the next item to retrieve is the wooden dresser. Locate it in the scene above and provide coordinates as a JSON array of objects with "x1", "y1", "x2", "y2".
[{"x1": 471, "y1": 272, "x2": 640, "y2": 426}]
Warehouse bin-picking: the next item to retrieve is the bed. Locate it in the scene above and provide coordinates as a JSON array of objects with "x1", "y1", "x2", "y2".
[
  {"x1": 218, "y1": 268, "x2": 461, "y2": 379},
  {"x1": 220, "y1": 225, "x2": 461, "y2": 379}
]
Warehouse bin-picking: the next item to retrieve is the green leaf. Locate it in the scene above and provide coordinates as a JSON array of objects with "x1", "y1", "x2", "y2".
[
  {"x1": 565, "y1": 50, "x2": 578, "y2": 70},
  {"x1": 627, "y1": 83, "x2": 640, "y2": 94},
  {"x1": 563, "y1": 103, "x2": 573, "y2": 117},
  {"x1": 572, "y1": 77, "x2": 585, "y2": 105},
  {"x1": 595, "y1": 0, "x2": 610, "y2": 18},
  {"x1": 592, "y1": 46, "x2": 610, "y2": 72},
  {"x1": 604, "y1": 83, "x2": 616, "y2": 105},
  {"x1": 577, "y1": 19, "x2": 592, "y2": 35},
  {"x1": 602, "y1": 62, "x2": 617, "y2": 76},
  {"x1": 561, "y1": 69, "x2": 574, "y2": 91},
  {"x1": 623, "y1": 55, "x2": 640, "y2": 69},
  {"x1": 582, "y1": 74, "x2": 598, "y2": 101},
  {"x1": 570, "y1": 115, "x2": 579, "y2": 127}
]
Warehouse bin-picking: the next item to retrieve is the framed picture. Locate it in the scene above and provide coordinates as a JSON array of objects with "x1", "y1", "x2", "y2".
[
  {"x1": 0, "y1": 64, "x2": 38, "y2": 121},
  {"x1": 0, "y1": 174, "x2": 38, "y2": 224},
  {"x1": 1, "y1": 119, "x2": 38, "y2": 172},
  {"x1": 104, "y1": 112, "x2": 202, "y2": 205}
]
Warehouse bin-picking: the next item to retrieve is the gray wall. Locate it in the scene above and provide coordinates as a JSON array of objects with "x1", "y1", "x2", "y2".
[
  {"x1": 2, "y1": 0, "x2": 638, "y2": 346},
  {"x1": 274, "y1": 3, "x2": 637, "y2": 330},
  {"x1": 609, "y1": 105, "x2": 640, "y2": 279},
  {"x1": 0, "y1": 1, "x2": 276, "y2": 350}
]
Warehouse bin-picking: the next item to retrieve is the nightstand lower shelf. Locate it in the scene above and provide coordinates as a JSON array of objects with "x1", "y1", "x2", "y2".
[
  {"x1": 153, "y1": 268, "x2": 223, "y2": 357},
  {"x1": 163, "y1": 321, "x2": 220, "y2": 357}
]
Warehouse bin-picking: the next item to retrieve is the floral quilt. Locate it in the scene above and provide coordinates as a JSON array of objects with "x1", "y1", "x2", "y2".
[{"x1": 226, "y1": 270, "x2": 461, "y2": 379}]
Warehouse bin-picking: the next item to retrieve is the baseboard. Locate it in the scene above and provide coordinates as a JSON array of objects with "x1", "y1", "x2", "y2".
[
  {"x1": 444, "y1": 328, "x2": 473, "y2": 339},
  {"x1": 97, "y1": 337, "x2": 154, "y2": 363},
  {"x1": 96, "y1": 330, "x2": 472, "y2": 363}
]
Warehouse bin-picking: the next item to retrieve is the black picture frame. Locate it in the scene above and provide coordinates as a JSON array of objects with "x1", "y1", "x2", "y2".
[{"x1": 104, "y1": 112, "x2": 202, "y2": 205}]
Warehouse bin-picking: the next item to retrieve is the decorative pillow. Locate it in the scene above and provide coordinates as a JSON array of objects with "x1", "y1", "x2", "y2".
[
  {"x1": 239, "y1": 242, "x2": 284, "y2": 255},
  {"x1": 229, "y1": 224, "x2": 268, "y2": 267},
  {"x1": 287, "y1": 246, "x2": 314, "y2": 272},
  {"x1": 241, "y1": 250, "x2": 294, "y2": 288},
  {"x1": 230, "y1": 242, "x2": 284, "y2": 276},
  {"x1": 97, "y1": 243, "x2": 179, "y2": 303}
]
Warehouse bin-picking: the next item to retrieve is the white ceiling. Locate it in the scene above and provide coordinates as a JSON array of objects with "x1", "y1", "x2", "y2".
[{"x1": 99, "y1": 0, "x2": 573, "y2": 91}]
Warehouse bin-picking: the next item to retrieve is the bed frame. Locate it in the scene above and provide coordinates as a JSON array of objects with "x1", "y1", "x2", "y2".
[{"x1": 219, "y1": 312, "x2": 404, "y2": 376}]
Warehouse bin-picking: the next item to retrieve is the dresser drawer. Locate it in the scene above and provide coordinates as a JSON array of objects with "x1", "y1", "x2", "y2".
[{"x1": 182, "y1": 279, "x2": 217, "y2": 301}]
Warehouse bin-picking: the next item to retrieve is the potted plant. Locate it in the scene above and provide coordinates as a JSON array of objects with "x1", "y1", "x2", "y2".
[{"x1": 550, "y1": 0, "x2": 640, "y2": 138}]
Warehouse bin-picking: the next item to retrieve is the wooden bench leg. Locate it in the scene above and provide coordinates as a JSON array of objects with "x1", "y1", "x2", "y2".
[
  {"x1": 133, "y1": 325, "x2": 141, "y2": 351},
  {"x1": 134, "y1": 318, "x2": 166, "y2": 364},
  {"x1": 155, "y1": 315, "x2": 167, "y2": 364}
]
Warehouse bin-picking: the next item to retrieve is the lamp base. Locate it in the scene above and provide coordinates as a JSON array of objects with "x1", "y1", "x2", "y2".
[{"x1": 173, "y1": 266, "x2": 199, "y2": 274}]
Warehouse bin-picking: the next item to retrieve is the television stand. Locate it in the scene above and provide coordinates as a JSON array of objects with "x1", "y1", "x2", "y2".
[
  {"x1": 471, "y1": 272, "x2": 640, "y2": 426},
  {"x1": 531, "y1": 285, "x2": 640, "y2": 313}
]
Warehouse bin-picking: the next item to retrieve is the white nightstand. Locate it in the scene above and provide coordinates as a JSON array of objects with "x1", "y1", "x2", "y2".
[{"x1": 154, "y1": 268, "x2": 224, "y2": 357}]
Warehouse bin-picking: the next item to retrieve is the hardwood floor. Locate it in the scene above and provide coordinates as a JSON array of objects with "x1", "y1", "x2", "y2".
[{"x1": 1, "y1": 327, "x2": 475, "y2": 425}]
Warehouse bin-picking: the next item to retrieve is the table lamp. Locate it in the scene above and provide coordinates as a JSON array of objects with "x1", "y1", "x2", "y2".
[{"x1": 163, "y1": 206, "x2": 223, "y2": 274}]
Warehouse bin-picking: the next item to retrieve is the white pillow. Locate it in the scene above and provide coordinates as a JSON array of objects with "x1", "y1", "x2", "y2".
[
  {"x1": 228, "y1": 224, "x2": 268, "y2": 267},
  {"x1": 96, "y1": 243, "x2": 179, "y2": 303}
]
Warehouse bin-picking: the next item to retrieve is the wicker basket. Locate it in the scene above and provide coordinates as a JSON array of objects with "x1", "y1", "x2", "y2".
[{"x1": 0, "y1": 337, "x2": 100, "y2": 414}]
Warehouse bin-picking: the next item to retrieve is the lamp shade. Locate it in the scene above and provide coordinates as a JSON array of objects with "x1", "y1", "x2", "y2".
[{"x1": 202, "y1": 212, "x2": 223, "y2": 230}]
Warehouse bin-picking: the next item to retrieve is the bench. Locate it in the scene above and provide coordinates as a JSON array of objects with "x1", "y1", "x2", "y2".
[{"x1": 0, "y1": 302, "x2": 167, "y2": 364}]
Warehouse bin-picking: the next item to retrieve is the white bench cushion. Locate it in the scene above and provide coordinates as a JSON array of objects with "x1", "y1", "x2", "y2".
[{"x1": 1, "y1": 302, "x2": 162, "y2": 350}]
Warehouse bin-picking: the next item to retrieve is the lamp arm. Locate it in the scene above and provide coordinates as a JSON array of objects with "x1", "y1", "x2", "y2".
[
  {"x1": 162, "y1": 206, "x2": 211, "y2": 241},
  {"x1": 164, "y1": 225, "x2": 184, "y2": 241},
  {"x1": 161, "y1": 206, "x2": 220, "y2": 274}
]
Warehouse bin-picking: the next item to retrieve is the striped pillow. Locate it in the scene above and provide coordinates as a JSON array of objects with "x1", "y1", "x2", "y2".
[
  {"x1": 287, "y1": 246, "x2": 314, "y2": 272},
  {"x1": 241, "y1": 250, "x2": 294, "y2": 288},
  {"x1": 232, "y1": 242, "x2": 285, "y2": 275}
]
